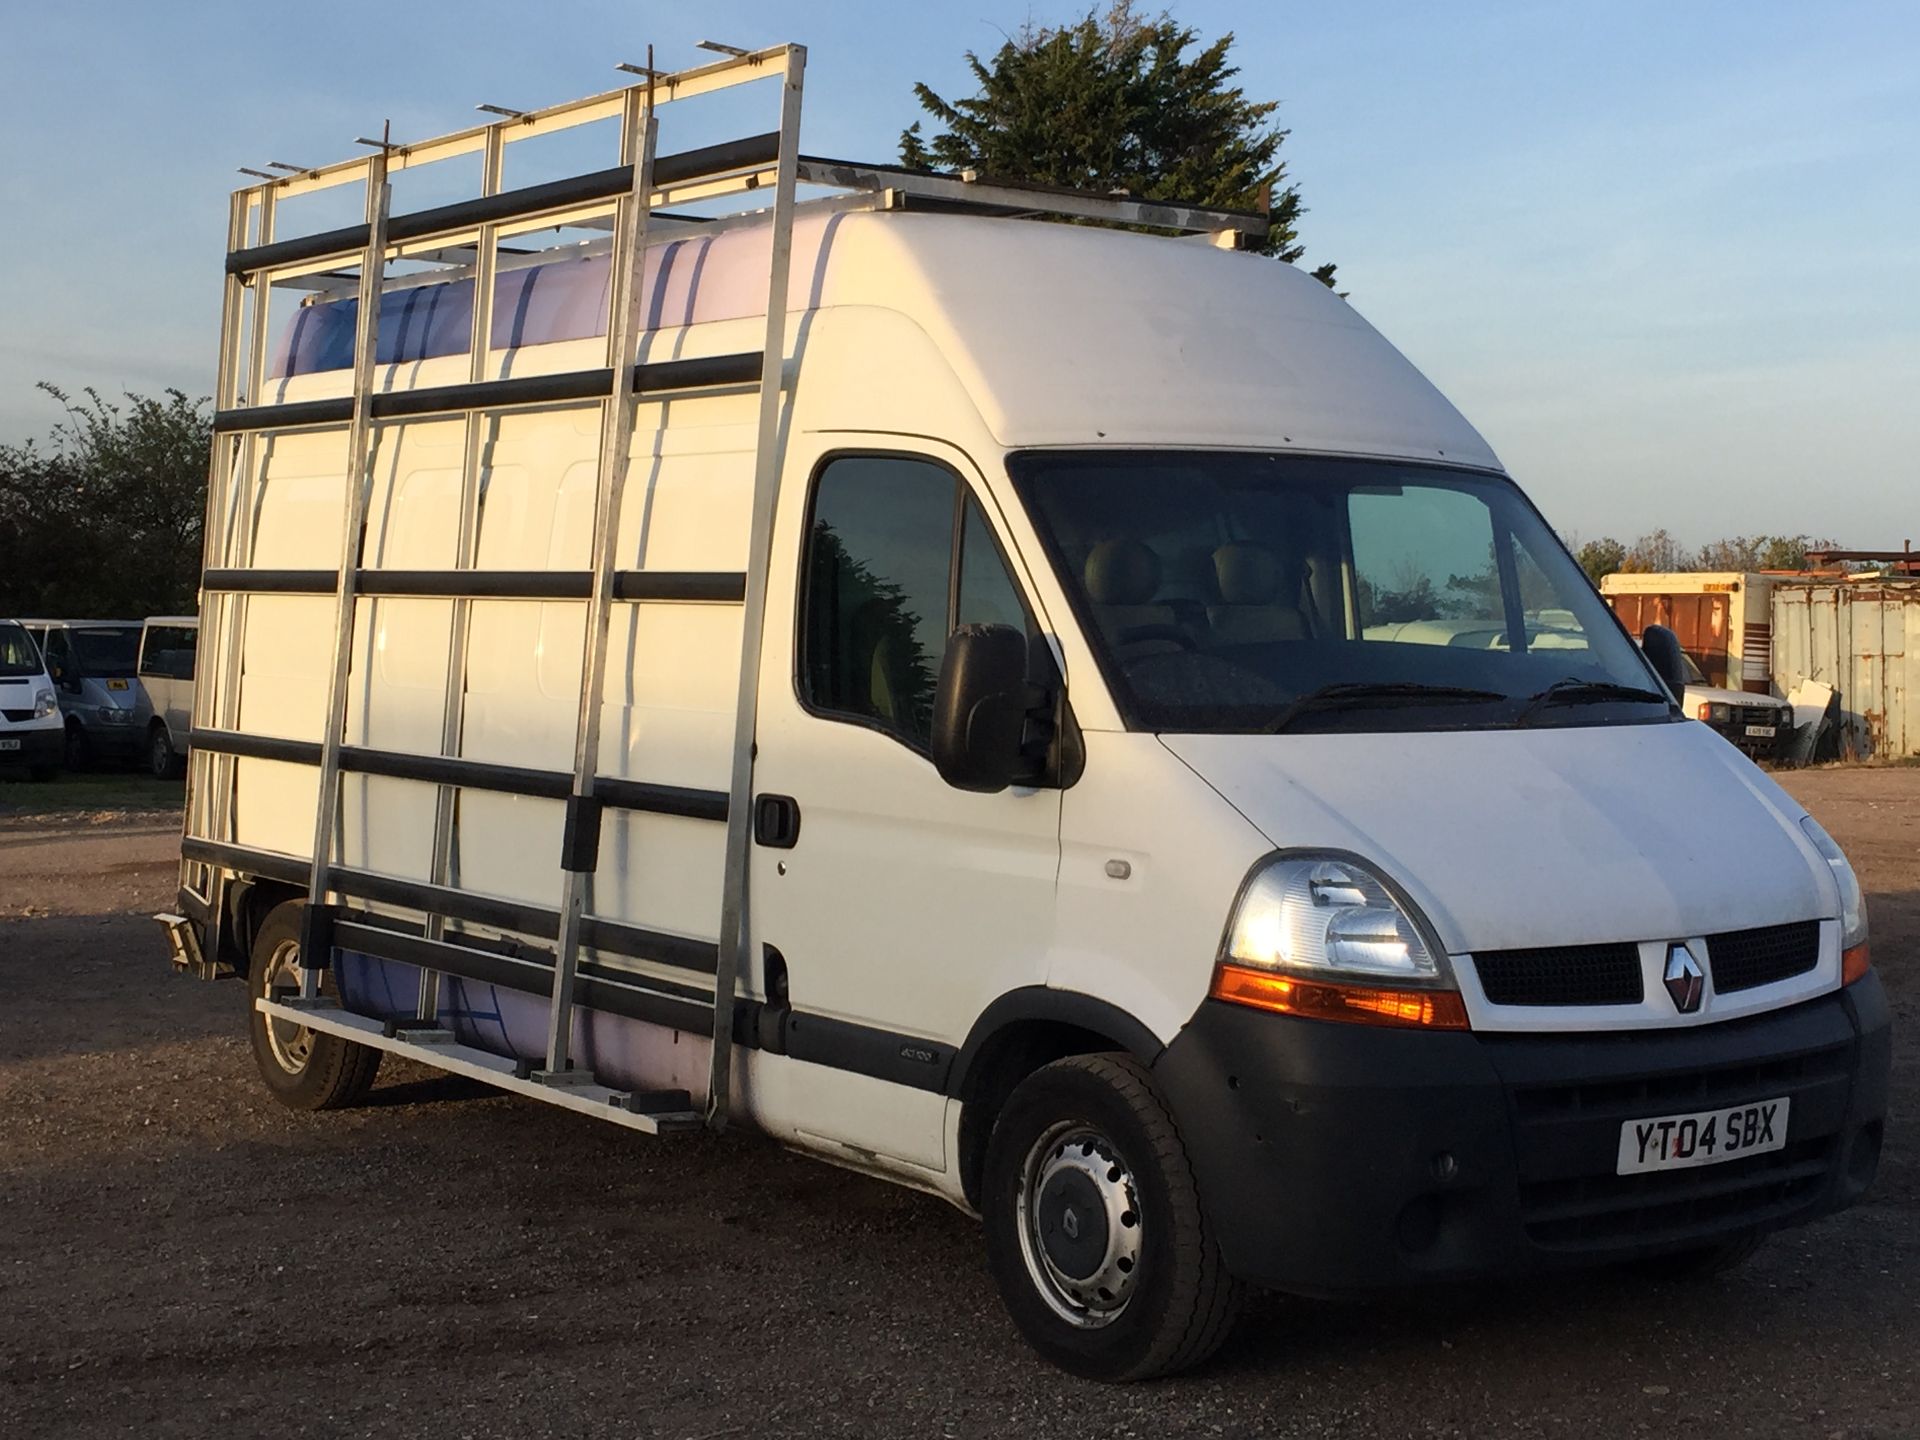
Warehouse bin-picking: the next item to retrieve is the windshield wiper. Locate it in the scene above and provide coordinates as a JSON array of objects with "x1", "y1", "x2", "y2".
[
  {"x1": 1266, "y1": 682, "x2": 1506, "y2": 733},
  {"x1": 1515, "y1": 677, "x2": 1670, "y2": 727}
]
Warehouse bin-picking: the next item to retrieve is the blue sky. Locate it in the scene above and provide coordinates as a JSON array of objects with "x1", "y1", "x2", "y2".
[{"x1": 2, "y1": 0, "x2": 1914, "y2": 547}]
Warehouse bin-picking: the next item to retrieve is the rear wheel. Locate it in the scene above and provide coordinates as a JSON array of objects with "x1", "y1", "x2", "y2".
[
  {"x1": 247, "y1": 900, "x2": 381, "y2": 1110},
  {"x1": 982, "y1": 1053, "x2": 1242, "y2": 1381}
]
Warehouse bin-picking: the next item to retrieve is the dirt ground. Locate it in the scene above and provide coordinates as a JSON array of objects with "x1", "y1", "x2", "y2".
[{"x1": 0, "y1": 769, "x2": 1914, "y2": 1439}]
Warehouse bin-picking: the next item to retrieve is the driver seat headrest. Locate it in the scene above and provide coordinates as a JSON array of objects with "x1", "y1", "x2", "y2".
[{"x1": 1085, "y1": 539, "x2": 1162, "y2": 606}]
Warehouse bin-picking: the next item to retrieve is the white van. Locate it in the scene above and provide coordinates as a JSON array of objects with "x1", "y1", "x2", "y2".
[
  {"x1": 135, "y1": 616, "x2": 198, "y2": 778},
  {"x1": 163, "y1": 49, "x2": 1889, "y2": 1381},
  {"x1": 0, "y1": 618, "x2": 63, "y2": 779}
]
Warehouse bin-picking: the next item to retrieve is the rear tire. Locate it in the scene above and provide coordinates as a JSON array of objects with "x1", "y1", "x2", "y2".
[
  {"x1": 982, "y1": 1053, "x2": 1242, "y2": 1381},
  {"x1": 247, "y1": 900, "x2": 381, "y2": 1110}
]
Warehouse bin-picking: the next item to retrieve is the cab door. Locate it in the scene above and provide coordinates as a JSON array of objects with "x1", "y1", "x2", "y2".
[{"x1": 748, "y1": 445, "x2": 1063, "y2": 1168}]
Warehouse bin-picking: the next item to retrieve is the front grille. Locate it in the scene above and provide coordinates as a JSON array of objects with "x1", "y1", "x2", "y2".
[
  {"x1": 1, "y1": 708, "x2": 34, "y2": 723},
  {"x1": 1472, "y1": 942, "x2": 1643, "y2": 1006},
  {"x1": 1510, "y1": 1038, "x2": 1853, "y2": 1121},
  {"x1": 1709, "y1": 920, "x2": 1820, "y2": 993},
  {"x1": 1520, "y1": 1138, "x2": 1834, "y2": 1247}
]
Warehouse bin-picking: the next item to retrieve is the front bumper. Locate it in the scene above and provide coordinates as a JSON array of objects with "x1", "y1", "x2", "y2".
[
  {"x1": 1153, "y1": 975, "x2": 1890, "y2": 1296},
  {"x1": 78, "y1": 716, "x2": 140, "y2": 758},
  {"x1": 0, "y1": 726, "x2": 63, "y2": 767},
  {"x1": 1708, "y1": 717, "x2": 1791, "y2": 760}
]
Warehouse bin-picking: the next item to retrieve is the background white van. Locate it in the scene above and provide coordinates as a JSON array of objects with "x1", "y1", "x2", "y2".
[
  {"x1": 135, "y1": 616, "x2": 198, "y2": 779},
  {"x1": 0, "y1": 619, "x2": 64, "y2": 779}
]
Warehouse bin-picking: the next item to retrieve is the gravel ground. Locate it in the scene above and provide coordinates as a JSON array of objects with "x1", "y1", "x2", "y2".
[{"x1": 0, "y1": 768, "x2": 1914, "y2": 1439}]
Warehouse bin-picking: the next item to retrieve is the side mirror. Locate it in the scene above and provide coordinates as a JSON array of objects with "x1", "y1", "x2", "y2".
[
  {"x1": 931, "y1": 624, "x2": 1042, "y2": 793},
  {"x1": 1641, "y1": 624, "x2": 1689, "y2": 701}
]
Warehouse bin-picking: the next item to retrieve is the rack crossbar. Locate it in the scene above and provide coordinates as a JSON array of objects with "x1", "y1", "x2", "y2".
[
  {"x1": 211, "y1": 354, "x2": 763, "y2": 434},
  {"x1": 200, "y1": 568, "x2": 746, "y2": 601},
  {"x1": 188, "y1": 729, "x2": 729, "y2": 822}
]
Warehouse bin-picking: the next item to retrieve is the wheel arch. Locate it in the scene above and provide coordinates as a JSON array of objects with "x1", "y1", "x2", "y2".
[
  {"x1": 222, "y1": 875, "x2": 305, "y2": 976},
  {"x1": 949, "y1": 987, "x2": 1166, "y2": 1210}
]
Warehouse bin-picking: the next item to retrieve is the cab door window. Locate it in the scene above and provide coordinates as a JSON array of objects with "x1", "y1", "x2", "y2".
[{"x1": 801, "y1": 455, "x2": 1031, "y2": 749}]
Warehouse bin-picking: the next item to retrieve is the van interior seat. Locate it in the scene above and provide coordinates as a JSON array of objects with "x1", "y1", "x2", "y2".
[
  {"x1": 1084, "y1": 538, "x2": 1184, "y2": 651},
  {"x1": 1208, "y1": 541, "x2": 1310, "y2": 645}
]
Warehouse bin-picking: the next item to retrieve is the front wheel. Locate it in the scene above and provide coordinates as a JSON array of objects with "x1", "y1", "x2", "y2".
[
  {"x1": 982, "y1": 1053, "x2": 1242, "y2": 1381},
  {"x1": 247, "y1": 900, "x2": 381, "y2": 1110},
  {"x1": 148, "y1": 724, "x2": 183, "y2": 779}
]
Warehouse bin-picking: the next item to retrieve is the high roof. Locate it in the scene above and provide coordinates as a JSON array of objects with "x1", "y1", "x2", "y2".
[{"x1": 272, "y1": 209, "x2": 1499, "y2": 469}]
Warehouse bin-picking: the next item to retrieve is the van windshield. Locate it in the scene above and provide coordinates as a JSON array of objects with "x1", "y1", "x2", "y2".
[
  {"x1": 69, "y1": 627, "x2": 141, "y2": 678},
  {"x1": 0, "y1": 623, "x2": 41, "y2": 678},
  {"x1": 1009, "y1": 452, "x2": 1674, "y2": 734}
]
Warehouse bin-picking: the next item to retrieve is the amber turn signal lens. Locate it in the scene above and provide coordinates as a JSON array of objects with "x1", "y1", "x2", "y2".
[
  {"x1": 1210, "y1": 962, "x2": 1470, "y2": 1030},
  {"x1": 1842, "y1": 943, "x2": 1872, "y2": 986}
]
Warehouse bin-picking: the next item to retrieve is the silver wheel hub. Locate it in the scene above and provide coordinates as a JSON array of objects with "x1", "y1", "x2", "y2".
[
  {"x1": 261, "y1": 938, "x2": 315, "y2": 1074},
  {"x1": 1016, "y1": 1122, "x2": 1143, "y2": 1328}
]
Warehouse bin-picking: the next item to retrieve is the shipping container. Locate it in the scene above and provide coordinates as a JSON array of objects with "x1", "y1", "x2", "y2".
[{"x1": 1771, "y1": 580, "x2": 1920, "y2": 759}]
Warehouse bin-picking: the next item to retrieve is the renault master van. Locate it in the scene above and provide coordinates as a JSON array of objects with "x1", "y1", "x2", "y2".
[{"x1": 162, "y1": 47, "x2": 1889, "y2": 1382}]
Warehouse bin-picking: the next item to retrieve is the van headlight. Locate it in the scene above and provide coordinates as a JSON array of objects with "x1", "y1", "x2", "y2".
[
  {"x1": 1799, "y1": 814, "x2": 1868, "y2": 954},
  {"x1": 1213, "y1": 852, "x2": 1468, "y2": 1029},
  {"x1": 33, "y1": 687, "x2": 57, "y2": 718}
]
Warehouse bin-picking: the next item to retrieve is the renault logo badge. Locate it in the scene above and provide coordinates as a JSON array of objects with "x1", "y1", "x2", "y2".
[{"x1": 1664, "y1": 943, "x2": 1705, "y2": 1013}]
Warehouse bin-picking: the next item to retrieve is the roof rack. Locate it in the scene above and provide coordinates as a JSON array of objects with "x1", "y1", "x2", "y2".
[
  {"x1": 794, "y1": 155, "x2": 1270, "y2": 247},
  {"x1": 227, "y1": 59, "x2": 1270, "y2": 287}
]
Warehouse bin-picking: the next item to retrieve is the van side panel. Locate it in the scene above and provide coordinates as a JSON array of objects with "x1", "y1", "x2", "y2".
[{"x1": 232, "y1": 429, "x2": 346, "y2": 858}]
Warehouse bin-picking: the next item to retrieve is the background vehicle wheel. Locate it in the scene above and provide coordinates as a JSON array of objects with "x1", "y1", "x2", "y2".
[
  {"x1": 27, "y1": 764, "x2": 56, "y2": 782},
  {"x1": 1633, "y1": 1231, "x2": 1766, "y2": 1280},
  {"x1": 247, "y1": 900, "x2": 381, "y2": 1110},
  {"x1": 148, "y1": 724, "x2": 183, "y2": 779},
  {"x1": 63, "y1": 723, "x2": 91, "y2": 771},
  {"x1": 982, "y1": 1053, "x2": 1242, "y2": 1381}
]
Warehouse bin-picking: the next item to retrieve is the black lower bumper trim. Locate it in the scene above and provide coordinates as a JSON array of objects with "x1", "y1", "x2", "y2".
[
  {"x1": 1153, "y1": 976, "x2": 1891, "y2": 1296},
  {"x1": 0, "y1": 728, "x2": 63, "y2": 766}
]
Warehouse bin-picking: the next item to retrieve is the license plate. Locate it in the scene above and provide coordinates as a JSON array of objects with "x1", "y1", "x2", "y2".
[
  {"x1": 1617, "y1": 1097, "x2": 1789, "y2": 1174},
  {"x1": 1745, "y1": 724, "x2": 1776, "y2": 738},
  {"x1": 0, "y1": 737, "x2": 18, "y2": 751}
]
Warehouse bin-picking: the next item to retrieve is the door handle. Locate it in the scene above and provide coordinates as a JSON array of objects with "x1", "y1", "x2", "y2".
[{"x1": 753, "y1": 793, "x2": 801, "y2": 849}]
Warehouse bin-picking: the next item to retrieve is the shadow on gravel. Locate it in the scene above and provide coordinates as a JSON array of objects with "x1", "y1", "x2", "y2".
[
  {"x1": 0, "y1": 913, "x2": 239, "y2": 1064},
  {"x1": 358, "y1": 1072, "x2": 498, "y2": 1108}
]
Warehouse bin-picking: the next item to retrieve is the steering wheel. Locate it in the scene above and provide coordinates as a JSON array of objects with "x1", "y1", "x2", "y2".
[{"x1": 1115, "y1": 623, "x2": 1198, "y2": 652}]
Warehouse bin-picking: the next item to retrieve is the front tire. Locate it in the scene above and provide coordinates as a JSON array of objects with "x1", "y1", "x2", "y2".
[
  {"x1": 982, "y1": 1053, "x2": 1242, "y2": 1381},
  {"x1": 63, "y1": 722, "x2": 91, "y2": 771},
  {"x1": 247, "y1": 900, "x2": 381, "y2": 1110},
  {"x1": 148, "y1": 724, "x2": 183, "y2": 779}
]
